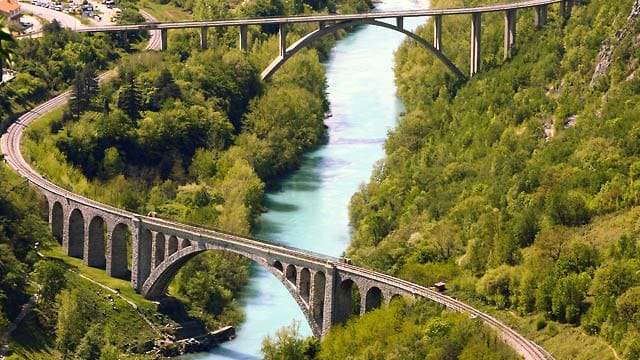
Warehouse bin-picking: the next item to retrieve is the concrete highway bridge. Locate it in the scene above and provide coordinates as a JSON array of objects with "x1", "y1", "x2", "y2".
[
  {"x1": 0, "y1": 1, "x2": 580, "y2": 358},
  {"x1": 77, "y1": 0, "x2": 578, "y2": 80}
]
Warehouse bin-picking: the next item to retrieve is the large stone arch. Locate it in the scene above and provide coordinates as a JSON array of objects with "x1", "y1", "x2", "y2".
[
  {"x1": 109, "y1": 223, "x2": 130, "y2": 278},
  {"x1": 335, "y1": 279, "x2": 361, "y2": 325},
  {"x1": 68, "y1": 208, "x2": 84, "y2": 258},
  {"x1": 87, "y1": 216, "x2": 106, "y2": 268},
  {"x1": 142, "y1": 246, "x2": 205, "y2": 299},
  {"x1": 51, "y1": 201, "x2": 64, "y2": 244},
  {"x1": 261, "y1": 19, "x2": 465, "y2": 81},
  {"x1": 141, "y1": 246, "x2": 327, "y2": 337}
]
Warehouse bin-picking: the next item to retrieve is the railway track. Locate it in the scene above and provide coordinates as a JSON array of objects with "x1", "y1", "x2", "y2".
[{"x1": 0, "y1": 1, "x2": 558, "y2": 358}]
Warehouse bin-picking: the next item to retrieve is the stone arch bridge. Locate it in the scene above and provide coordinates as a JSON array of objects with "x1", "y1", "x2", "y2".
[
  {"x1": 1, "y1": 88, "x2": 554, "y2": 360},
  {"x1": 77, "y1": 0, "x2": 579, "y2": 80}
]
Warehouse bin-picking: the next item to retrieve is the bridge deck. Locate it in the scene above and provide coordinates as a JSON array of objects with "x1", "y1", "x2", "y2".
[{"x1": 76, "y1": 0, "x2": 564, "y2": 32}]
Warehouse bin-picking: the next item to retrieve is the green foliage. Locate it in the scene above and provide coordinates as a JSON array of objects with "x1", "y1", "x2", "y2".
[
  {"x1": 55, "y1": 285, "x2": 103, "y2": 357},
  {"x1": 31, "y1": 260, "x2": 67, "y2": 305},
  {"x1": 69, "y1": 66, "x2": 99, "y2": 119},
  {"x1": 0, "y1": 15, "x2": 16, "y2": 66},
  {"x1": 173, "y1": 251, "x2": 249, "y2": 328},
  {"x1": 319, "y1": 299, "x2": 518, "y2": 360},
  {"x1": 261, "y1": 321, "x2": 319, "y2": 360}
]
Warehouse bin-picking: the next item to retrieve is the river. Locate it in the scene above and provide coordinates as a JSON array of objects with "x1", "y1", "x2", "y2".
[{"x1": 186, "y1": 1, "x2": 428, "y2": 358}]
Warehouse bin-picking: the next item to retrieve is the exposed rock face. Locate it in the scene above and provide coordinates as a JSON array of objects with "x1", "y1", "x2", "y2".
[{"x1": 590, "y1": 0, "x2": 640, "y2": 87}]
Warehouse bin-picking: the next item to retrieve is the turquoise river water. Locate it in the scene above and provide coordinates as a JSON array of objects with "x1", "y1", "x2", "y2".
[{"x1": 186, "y1": 1, "x2": 427, "y2": 358}]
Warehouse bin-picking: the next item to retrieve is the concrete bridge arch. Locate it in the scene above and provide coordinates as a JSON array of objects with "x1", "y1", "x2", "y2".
[{"x1": 260, "y1": 18, "x2": 466, "y2": 81}]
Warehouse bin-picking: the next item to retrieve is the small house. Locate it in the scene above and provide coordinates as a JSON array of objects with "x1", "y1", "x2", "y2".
[{"x1": 0, "y1": 0, "x2": 21, "y2": 21}]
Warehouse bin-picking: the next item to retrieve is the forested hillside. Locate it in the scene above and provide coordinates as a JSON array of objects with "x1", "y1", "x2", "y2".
[{"x1": 346, "y1": 0, "x2": 640, "y2": 357}]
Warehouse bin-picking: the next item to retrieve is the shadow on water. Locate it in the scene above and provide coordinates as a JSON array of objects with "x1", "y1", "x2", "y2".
[
  {"x1": 262, "y1": 198, "x2": 300, "y2": 213},
  {"x1": 209, "y1": 346, "x2": 261, "y2": 360},
  {"x1": 180, "y1": 345, "x2": 261, "y2": 360}
]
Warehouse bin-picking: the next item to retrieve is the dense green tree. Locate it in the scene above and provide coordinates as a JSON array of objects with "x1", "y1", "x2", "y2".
[
  {"x1": 148, "y1": 68, "x2": 181, "y2": 111},
  {"x1": 69, "y1": 66, "x2": 99, "y2": 119},
  {"x1": 55, "y1": 287, "x2": 103, "y2": 357},
  {"x1": 261, "y1": 321, "x2": 319, "y2": 360},
  {"x1": 31, "y1": 260, "x2": 67, "y2": 304},
  {"x1": 117, "y1": 70, "x2": 141, "y2": 120}
]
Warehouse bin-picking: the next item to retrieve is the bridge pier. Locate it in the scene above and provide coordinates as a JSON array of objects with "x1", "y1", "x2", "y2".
[
  {"x1": 534, "y1": 5, "x2": 547, "y2": 29},
  {"x1": 200, "y1": 27, "x2": 208, "y2": 49},
  {"x1": 396, "y1": 16, "x2": 403, "y2": 30},
  {"x1": 278, "y1": 24, "x2": 287, "y2": 58},
  {"x1": 131, "y1": 219, "x2": 145, "y2": 292},
  {"x1": 160, "y1": 28, "x2": 168, "y2": 51},
  {"x1": 504, "y1": 9, "x2": 516, "y2": 60},
  {"x1": 321, "y1": 265, "x2": 336, "y2": 337},
  {"x1": 560, "y1": 0, "x2": 572, "y2": 19},
  {"x1": 239, "y1": 24, "x2": 248, "y2": 51},
  {"x1": 433, "y1": 14, "x2": 442, "y2": 51},
  {"x1": 470, "y1": 13, "x2": 481, "y2": 77}
]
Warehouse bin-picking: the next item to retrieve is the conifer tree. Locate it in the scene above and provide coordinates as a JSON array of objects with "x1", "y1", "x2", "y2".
[{"x1": 117, "y1": 71, "x2": 141, "y2": 120}]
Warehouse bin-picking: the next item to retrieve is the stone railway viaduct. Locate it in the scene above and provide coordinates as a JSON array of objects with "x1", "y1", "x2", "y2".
[{"x1": 0, "y1": 1, "x2": 584, "y2": 358}]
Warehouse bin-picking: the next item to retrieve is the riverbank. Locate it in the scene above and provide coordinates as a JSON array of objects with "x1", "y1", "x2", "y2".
[{"x1": 202, "y1": 0, "x2": 431, "y2": 358}]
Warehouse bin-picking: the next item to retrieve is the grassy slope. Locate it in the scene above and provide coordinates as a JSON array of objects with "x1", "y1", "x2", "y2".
[{"x1": 8, "y1": 249, "x2": 159, "y2": 360}]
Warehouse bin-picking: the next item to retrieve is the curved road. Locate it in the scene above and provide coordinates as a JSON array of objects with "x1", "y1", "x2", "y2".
[{"x1": 0, "y1": 1, "x2": 558, "y2": 359}]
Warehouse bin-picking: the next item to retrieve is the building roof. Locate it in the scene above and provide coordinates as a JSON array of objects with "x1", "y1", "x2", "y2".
[{"x1": 0, "y1": 0, "x2": 20, "y2": 13}]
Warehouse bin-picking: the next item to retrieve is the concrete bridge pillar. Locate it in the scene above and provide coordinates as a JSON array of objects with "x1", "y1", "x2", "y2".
[
  {"x1": 200, "y1": 27, "x2": 208, "y2": 49},
  {"x1": 278, "y1": 24, "x2": 287, "y2": 58},
  {"x1": 433, "y1": 14, "x2": 442, "y2": 51},
  {"x1": 534, "y1": 5, "x2": 547, "y2": 29},
  {"x1": 396, "y1": 16, "x2": 403, "y2": 30},
  {"x1": 560, "y1": 0, "x2": 572, "y2": 19},
  {"x1": 470, "y1": 13, "x2": 481, "y2": 77},
  {"x1": 239, "y1": 24, "x2": 248, "y2": 51},
  {"x1": 504, "y1": 9, "x2": 516, "y2": 60},
  {"x1": 160, "y1": 28, "x2": 168, "y2": 51},
  {"x1": 318, "y1": 20, "x2": 325, "y2": 30}
]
